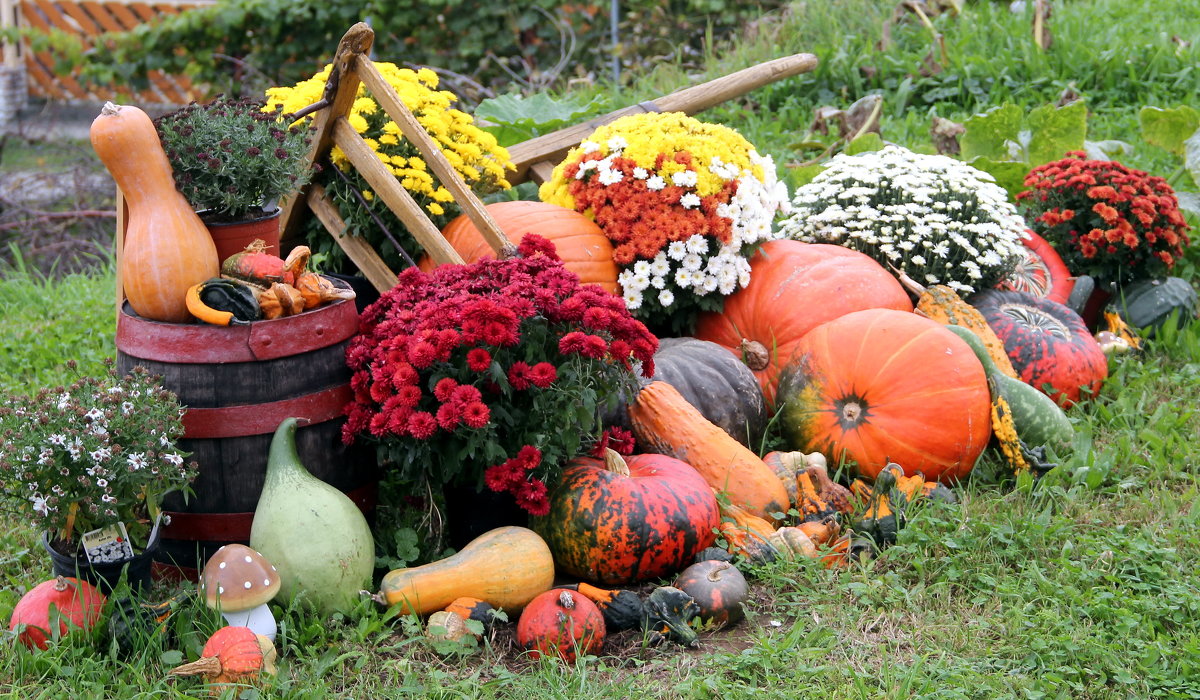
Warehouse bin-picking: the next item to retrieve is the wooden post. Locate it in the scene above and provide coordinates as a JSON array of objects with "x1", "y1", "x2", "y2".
[
  {"x1": 356, "y1": 57, "x2": 512, "y2": 258},
  {"x1": 505, "y1": 52, "x2": 819, "y2": 186}
]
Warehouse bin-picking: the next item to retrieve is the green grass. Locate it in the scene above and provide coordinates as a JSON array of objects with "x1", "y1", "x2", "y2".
[{"x1": 3, "y1": 0, "x2": 1200, "y2": 697}]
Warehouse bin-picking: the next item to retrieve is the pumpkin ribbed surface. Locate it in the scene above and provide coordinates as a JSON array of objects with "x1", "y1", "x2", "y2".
[
  {"x1": 776, "y1": 309, "x2": 991, "y2": 483},
  {"x1": 997, "y1": 230, "x2": 1074, "y2": 303},
  {"x1": 420, "y1": 200, "x2": 619, "y2": 293},
  {"x1": 534, "y1": 451, "x2": 719, "y2": 585},
  {"x1": 651, "y1": 337, "x2": 768, "y2": 447},
  {"x1": 972, "y1": 289, "x2": 1107, "y2": 407},
  {"x1": 694, "y1": 240, "x2": 913, "y2": 409}
]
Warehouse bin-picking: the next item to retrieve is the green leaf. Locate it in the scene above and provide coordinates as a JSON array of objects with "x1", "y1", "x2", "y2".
[
  {"x1": 1084, "y1": 139, "x2": 1134, "y2": 161},
  {"x1": 845, "y1": 132, "x2": 884, "y2": 155},
  {"x1": 475, "y1": 93, "x2": 609, "y2": 146},
  {"x1": 160, "y1": 650, "x2": 184, "y2": 665},
  {"x1": 1184, "y1": 129, "x2": 1200, "y2": 190},
  {"x1": 1139, "y1": 106, "x2": 1200, "y2": 155},
  {"x1": 967, "y1": 157, "x2": 1030, "y2": 200},
  {"x1": 787, "y1": 164, "x2": 825, "y2": 190},
  {"x1": 1026, "y1": 101, "x2": 1087, "y2": 167},
  {"x1": 1175, "y1": 192, "x2": 1200, "y2": 219},
  {"x1": 961, "y1": 103, "x2": 1023, "y2": 161}
]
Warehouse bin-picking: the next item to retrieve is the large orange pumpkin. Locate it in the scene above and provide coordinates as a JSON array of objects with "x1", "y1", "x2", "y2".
[
  {"x1": 420, "y1": 201, "x2": 619, "y2": 293},
  {"x1": 694, "y1": 240, "x2": 912, "y2": 409},
  {"x1": 775, "y1": 309, "x2": 991, "y2": 483}
]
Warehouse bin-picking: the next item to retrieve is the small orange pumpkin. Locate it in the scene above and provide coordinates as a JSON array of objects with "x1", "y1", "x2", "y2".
[
  {"x1": 516, "y1": 589, "x2": 605, "y2": 662},
  {"x1": 420, "y1": 201, "x2": 620, "y2": 293}
]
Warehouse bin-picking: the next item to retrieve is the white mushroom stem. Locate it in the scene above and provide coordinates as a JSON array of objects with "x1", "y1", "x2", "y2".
[{"x1": 220, "y1": 603, "x2": 277, "y2": 641}]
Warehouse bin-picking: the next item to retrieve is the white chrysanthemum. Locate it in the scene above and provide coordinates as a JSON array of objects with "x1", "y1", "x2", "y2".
[
  {"x1": 650, "y1": 256, "x2": 670, "y2": 276},
  {"x1": 682, "y1": 253, "x2": 703, "y2": 271},
  {"x1": 580, "y1": 141, "x2": 600, "y2": 154},
  {"x1": 596, "y1": 166, "x2": 623, "y2": 186},
  {"x1": 632, "y1": 167, "x2": 649, "y2": 180},
  {"x1": 646, "y1": 175, "x2": 666, "y2": 191},
  {"x1": 686, "y1": 235, "x2": 709, "y2": 255},
  {"x1": 679, "y1": 193, "x2": 701, "y2": 209},
  {"x1": 671, "y1": 170, "x2": 699, "y2": 188},
  {"x1": 666, "y1": 241, "x2": 688, "y2": 260},
  {"x1": 607, "y1": 136, "x2": 628, "y2": 152},
  {"x1": 658, "y1": 289, "x2": 675, "y2": 307},
  {"x1": 779, "y1": 144, "x2": 1025, "y2": 293}
]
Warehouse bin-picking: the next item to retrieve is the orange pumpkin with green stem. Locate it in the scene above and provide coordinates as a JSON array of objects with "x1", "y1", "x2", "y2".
[
  {"x1": 694, "y1": 241, "x2": 912, "y2": 409},
  {"x1": 91, "y1": 102, "x2": 218, "y2": 323}
]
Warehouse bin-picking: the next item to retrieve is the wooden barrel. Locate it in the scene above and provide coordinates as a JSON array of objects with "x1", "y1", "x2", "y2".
[{"x1": 116, "y1": 296, "x2": 377, "y2": 579}]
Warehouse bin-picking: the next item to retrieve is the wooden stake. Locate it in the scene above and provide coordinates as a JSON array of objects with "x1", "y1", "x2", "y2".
[
  {"x1": 306, "y1": 184, "x2": 399, "y2": 293},
  {"x1": 356, "y1": 57, "x2": 513, "y2": 258}
]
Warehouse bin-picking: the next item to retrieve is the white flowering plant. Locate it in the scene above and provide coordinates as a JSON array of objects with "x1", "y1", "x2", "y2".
[
  {"x1": 540, "y1": 112, "x2": 789, "y2": 333},
  {"x1": 0, "y1": 361, "x2": 198, "y2": 550},
  {"x1": 779, "y1": 145, "x2": 1028, "y2": 294}
]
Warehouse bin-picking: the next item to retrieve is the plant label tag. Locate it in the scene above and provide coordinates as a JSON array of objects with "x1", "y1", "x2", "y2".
[{"x1": 81, "y1": 522, "x2": 135, "y2": 564}]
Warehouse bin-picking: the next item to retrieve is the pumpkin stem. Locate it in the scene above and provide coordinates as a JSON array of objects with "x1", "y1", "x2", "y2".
[
  {"x1": 602, "y1": 448, "x2": 630, "y2": 477},
  {"x1": 100, "y1": 101, "x2": 121, "y2": 116},
  {"x1": 737, "y1": 339, "x2": 770, "y2": 371},
  {"x1": 53, "y1": 576, "x2": 70, "y2": 593},
  {"x1": 706, "y1": 563, "x2": 730, "y2": 582},
  {"x1": 168, "y1": 656, "x2": 223, "y2": 678},
  {"x1": 894, "y1": 268, "x2": 926, "y2": 297}
]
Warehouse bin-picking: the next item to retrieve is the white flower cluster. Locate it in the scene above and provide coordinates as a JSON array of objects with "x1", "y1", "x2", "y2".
[
  {"x1": 779, "y1": 145, "x2": 1027, "y2": 294},
  {"x1": 580, "y1": 139, "x2": 788, "y2": 312}
]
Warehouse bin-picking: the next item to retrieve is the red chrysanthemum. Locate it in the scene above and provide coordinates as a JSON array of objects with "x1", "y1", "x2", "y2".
[
  {"x1": 508, "y1": 361, "x2": 531, "y2": 390},
  {"x1": 462, "y1": 402, "x2": 491, "y2": 429},
  {"x1": 528, "y1": 362, "x2": 557, "y2": 389},
  {"x1": 466, "y1": 348, "x2": 492, "y2": 372}
]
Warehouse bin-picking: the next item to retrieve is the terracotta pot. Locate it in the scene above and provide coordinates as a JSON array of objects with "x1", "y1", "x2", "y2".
[{"x1": 203, "y1": 208, "x2": 282, "y2": 263}]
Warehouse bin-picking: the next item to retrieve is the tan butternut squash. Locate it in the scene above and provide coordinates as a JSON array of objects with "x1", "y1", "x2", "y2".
[
  {"x1": 91, "y1": 102, "x2": 218, "y2": 322},
  {"x1": 379, "y1": 526, "x2": 554, "y2": 616},
  {"x1": 629, "y1": 381, "x2": 789, "y2": 520}
]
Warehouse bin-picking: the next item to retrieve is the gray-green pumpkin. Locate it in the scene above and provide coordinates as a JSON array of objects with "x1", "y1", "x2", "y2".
[{"x1": 1114, "y1": 277, "x2": 1197, "y2": 335}]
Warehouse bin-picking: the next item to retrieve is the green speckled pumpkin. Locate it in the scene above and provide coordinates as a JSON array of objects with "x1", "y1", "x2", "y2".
[{"x1": 533, "y1": 450, "x2": 719, "y2": 585}]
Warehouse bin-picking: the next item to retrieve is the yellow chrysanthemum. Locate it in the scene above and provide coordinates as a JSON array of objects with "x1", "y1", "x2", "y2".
[{"x1": 427, "y1": 201, "x2": 445, "y2": 217}]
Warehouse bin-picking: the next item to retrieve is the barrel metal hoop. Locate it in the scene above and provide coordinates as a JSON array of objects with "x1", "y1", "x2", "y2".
[
  {"x1": 159, "y1": 483, "x2": 378, "y2": 543},
  {"x1": 181, "y1": 384, "x2": 353, "y2": 439},
  {"x1": 116, "y1": 298, "x2": 358, "y2": 364}
]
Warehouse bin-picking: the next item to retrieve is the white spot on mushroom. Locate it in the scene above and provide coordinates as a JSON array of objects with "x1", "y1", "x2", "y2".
[
  {"x1": 264, "y1": 579, "x2": 271, "y2": 586},
  {"x1": 219, "y1": 561, "x2": 227, "y2": 569},
  {"x1": 244, "y1": 555, "x2": 253, "y2": 563},
  {"x1": 244, "y1": 581, "x2": 252, "y2": 589}
]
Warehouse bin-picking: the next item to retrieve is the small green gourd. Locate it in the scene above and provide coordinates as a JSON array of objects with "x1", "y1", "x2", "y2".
[
  {"x1": 945, "y1": 324, "x2": 1073, "y2": 449},
  {"x1": 250, "y1": 418, "x2": 374, "y2": 616}
]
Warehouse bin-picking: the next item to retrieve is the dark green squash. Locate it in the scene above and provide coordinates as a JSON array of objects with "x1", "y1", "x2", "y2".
[
  {"x1": 641, "y1": 586, "x2": 701, "y2": 647},
  {"x1": 650, "y1": 337, "x2": 769, "y2": 447},
  {"x1": 556, "y1": 583, "x2": 644, "y2": 632},
  {"x1": 198, "y1": 278, "x2": 260, "y2": 323},
  {"x1": 674, "y1": 560, "x2": 748, "y2": 627},
  {"x1": 1114, "y1": 277, "x2": 1197, "y2": 335}
]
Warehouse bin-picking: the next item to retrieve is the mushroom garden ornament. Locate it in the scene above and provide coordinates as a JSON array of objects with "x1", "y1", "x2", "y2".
[{"x1": 199, "y1": 544, "x2": 281, "y2": 640}]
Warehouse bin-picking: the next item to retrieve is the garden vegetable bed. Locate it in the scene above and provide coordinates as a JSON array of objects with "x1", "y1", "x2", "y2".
[{"x1": 3, "y1": 1, "x2": 1200, "y2": 697}]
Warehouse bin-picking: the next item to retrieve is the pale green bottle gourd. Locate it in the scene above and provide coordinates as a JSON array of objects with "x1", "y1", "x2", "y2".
[{"x1": 250, "y1": 418, "x2": 374, "y2": 616}]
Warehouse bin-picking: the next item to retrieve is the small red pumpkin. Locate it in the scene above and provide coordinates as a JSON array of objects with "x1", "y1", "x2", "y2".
[
  {"x1": 420, "y1": 200, "x2": 620, "y2": 293},
  {"x1": 8, "y1": 576, "x2": 106, "y2": 650},
  {"x1": 997, "y1": 230, "x2": 1075, "y2": 303},
  {"x1": 516, "y1": 589, "x2": 605, "y2": 662},
  {"x1": 971, "y1": 289, "x2": 1107, "y2": 407},
  {"x1": 168, "y1": 625, "x2": 277, "y2": 691},
  {"x1": 695, "y1": 240, "x2": 913, "y2": 409},
  {"x1": 674, "y1": 560, "x2": 748, "y2": 627},
  {"x1": 776, "y1": 309, "x2": 992, "y2": 482},
  {"x1": 534, "y1": 449, "x2": 719, "y2": 585}
]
